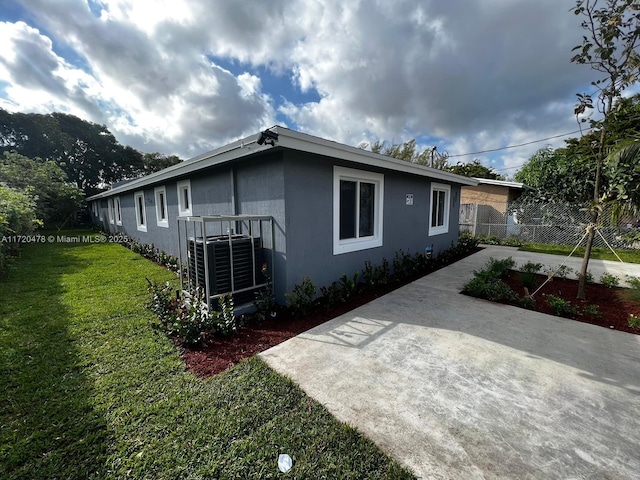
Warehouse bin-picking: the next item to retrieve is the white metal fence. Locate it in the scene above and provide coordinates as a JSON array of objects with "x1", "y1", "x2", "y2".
[{"x1": 460, "y1": 200, "x2": 640, "y2": 250}]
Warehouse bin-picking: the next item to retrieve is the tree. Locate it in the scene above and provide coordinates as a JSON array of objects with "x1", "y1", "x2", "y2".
[
  {"x1": 570, "y1": 0, "x2": 640, "y2": 299},
  {"x1": 142, "y1": 152, "x2": 182, "y2": 174},
  {"x1": 448, "y1": 159, "x2": 505, "y2": 180},
  {"x1": 515, "y1": 146, "x2": 595, "y2": 203},
  {"x1": 0, "y1": 109, "x2": 145, "y2": 194},
  {"x1": 360, "y1": 139, "x2": 450, "y2": 169},
  {"x1": 0, "y1": 151, "x2": 84, "y2": 227}
]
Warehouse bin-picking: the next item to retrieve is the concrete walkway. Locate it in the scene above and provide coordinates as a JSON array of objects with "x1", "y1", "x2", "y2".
[{"x1": 261, "y1": 247, "x2": 640, "y2": 479}]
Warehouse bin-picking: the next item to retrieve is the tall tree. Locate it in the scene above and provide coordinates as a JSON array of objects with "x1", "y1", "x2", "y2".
[
  {"x1": 448, "y1": 159, "x2": 505, "y2": 180},
  {"x1": 570, "y1": 0, "x2": 640, "y2": 299},
  {"x1": 142, "y1": 152, "x2": 182, "y2": 174},
  {"x1": 0, "y1": 151, "x2": 84, "y2": 227},
  {"x1": 360, "y1": 139, "x2": 450, "y2": 169},
  {"x1": 0, "y1": 109, "x2": 145, "y2": 194},
  {"x1": 515, "y1": 146, "x2": 595, "y2": 203}
]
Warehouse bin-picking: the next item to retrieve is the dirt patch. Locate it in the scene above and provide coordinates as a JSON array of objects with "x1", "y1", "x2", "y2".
[{"x1": 501, "y1": 270, "x2": 640, "y2": 335}]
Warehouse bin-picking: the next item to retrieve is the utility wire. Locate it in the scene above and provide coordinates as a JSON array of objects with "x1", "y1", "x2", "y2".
[{"x1": 447, "y1": 129, "x2": 587, "y2": 158}]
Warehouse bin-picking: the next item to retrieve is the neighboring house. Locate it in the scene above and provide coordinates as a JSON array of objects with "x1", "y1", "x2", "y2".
[
  {"x1": 88, "y1": 126, "x2": 477, "y2": 303},
  {"x1": 459, "y1": 178, "x2": 529, "y2": 237},
  {"x1": 461, "y1": 178, "x2": 527, "y2": 214}
]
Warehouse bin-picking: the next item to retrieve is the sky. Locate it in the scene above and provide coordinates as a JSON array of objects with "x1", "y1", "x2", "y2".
[{"x1": 0, "y1": 0, "x2": 617, "y2": 177}]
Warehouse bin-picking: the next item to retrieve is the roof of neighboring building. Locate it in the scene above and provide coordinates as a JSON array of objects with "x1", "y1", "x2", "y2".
[
  {"x1": 87, "y1": 126, "x2": 478, "y2": 200},
  {"x1": 469, "y1": 178, "x2": 529, "y2": 189}
]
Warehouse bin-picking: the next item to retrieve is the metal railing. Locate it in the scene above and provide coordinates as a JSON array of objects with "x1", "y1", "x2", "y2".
[{"x1": 177, "y1": 215, "x2": 275, "y2": 307}]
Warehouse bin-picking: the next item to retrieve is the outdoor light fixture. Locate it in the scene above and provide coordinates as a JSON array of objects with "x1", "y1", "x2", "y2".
[{"x1": 257, "y1": 129, "x2": 279, "y2": 146}]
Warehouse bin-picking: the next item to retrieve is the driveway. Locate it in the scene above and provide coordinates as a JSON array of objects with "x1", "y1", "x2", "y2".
[{"x1": 261, "y1": 246, "x2": 640, "y2": 479}]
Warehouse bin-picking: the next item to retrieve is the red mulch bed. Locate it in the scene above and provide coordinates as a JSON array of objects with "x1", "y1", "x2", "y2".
[
  {"x1": 501, "y1": 270, "x2": 640, "y2": 335},
  {"x1": 181, "y1": 284, "x2": 405, "y2": 378}
]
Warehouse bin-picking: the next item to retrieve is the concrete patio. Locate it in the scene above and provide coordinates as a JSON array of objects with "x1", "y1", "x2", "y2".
[{"x1": 261, "y1": 246, "x2": 640, "y2": 479}]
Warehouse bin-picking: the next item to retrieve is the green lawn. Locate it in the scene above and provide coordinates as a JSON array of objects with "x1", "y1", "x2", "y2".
[
  {"x1": 520, "y1": 242, "x2": 640, "y2": 264},
  {"x1": 0, "y1": 231, "x2": 413, "y2": 480}
]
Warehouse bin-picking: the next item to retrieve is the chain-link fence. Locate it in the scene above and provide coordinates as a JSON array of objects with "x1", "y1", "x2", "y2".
[{"x1": 460, "y1": 200, "x2": 640, "y2": 250}]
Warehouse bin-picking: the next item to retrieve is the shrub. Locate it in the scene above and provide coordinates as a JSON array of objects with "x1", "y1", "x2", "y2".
[
  {"x1": 629, "y1": 313, "x2": 640, "y2": 329},
  {"x1": 627, "y1": 276, "x2": 640, "y2": 302},
  {"x1": 581, "y1": 304, "x2": 602, "y2": 318},
  {"x1": 458, "y1": 233, "x2": 480, "y2": 250},
  {"x1": 474, "y1": 257, "x2": 516, "y2": 283},
  {"x1": 501, "y1": 237, "x2": 525, "y2": 247},
  {"x1": 520, "y1": 296, "x2": 536, "y2": 310},
  {"x1": 462, "y1": 277, "x2": 517, "y2": 302},
  {"x1": 518, "y1": 261, "x2": 543, "y2": 290},
  {"x1": 599, "y1": 273, "x2": 620, "y2": 288},
  {"x1": 254, "y1": 264, "x2": 275, "y2": 319},
  {"x1": 552, "y1": 264, "x2": 574, "y2": 279},
  {"x1": 544, "y1": 294, "x2": 575, "y2": 318},
  {"x1": 286, "y1": 277, "x2": 317, "y2": 317},
  {"x1": 575, "y1": 270, "x2": 594, "y2": 284},
  {"x1": 146, "y1": 281, "x2": 237, "y2": 345}
]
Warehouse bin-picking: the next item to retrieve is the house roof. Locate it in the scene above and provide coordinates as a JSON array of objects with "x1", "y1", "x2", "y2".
[
  {"x1": 470, "y1": 178, "x2": 529, "y2": 189},
  {"x1": 87, "y1": 126, "x2": 478, "y2": 200}
]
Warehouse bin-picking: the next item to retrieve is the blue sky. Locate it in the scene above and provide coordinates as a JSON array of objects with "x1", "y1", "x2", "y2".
[{"x1": 0, "y1": 0, "x2": 610, "y2": 177}]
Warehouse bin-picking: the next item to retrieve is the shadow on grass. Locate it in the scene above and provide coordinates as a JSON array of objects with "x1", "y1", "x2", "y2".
[{"x1": 0, "y1": 240, "x2": 112, "y2": 479}]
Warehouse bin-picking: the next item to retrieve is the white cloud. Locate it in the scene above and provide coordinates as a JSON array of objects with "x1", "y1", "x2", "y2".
[{"x1": 0, "y1": 0, "x2": 605, "y2": 169}]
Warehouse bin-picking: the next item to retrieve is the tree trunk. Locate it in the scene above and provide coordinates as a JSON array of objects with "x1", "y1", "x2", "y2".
[{"x1": 577, "y1": 224, "x2": 596, "y2": 299}]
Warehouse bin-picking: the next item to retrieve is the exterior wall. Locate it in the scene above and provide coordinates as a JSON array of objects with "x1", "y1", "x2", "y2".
[
  {"x1": 89, "y1": 148, "x2": 464, "y2": 304},
  {"x1": 89, "y1": 151, "x2": 289, "y2": 302},
  {"x1": 282, "y1": 151, "x2": 460, "y2": 294},
  {"x1": 461, "y1": 184, "x2": 510, "y2": 213}
]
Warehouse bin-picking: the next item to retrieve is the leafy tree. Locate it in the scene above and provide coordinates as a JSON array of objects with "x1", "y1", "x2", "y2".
[
  {"x1": 142, "y1": 152, "x2": 182, "y2": 174},
  {"x1": 515, "y1": 146, "x2": 595, "y2": 203},
  {"x1": 570, "y1": 0, "x2": 640, "y2": 299},
  {"x1": 360, "y1": 139, "x2": 450, "y2": 169},
  {"x1": 448, "y1": 160, "x2": 505, "y2": 180},
  {"x1": 0, "y1": 183, "x2": 40, "y2": 273},
  {"x1": 0, "y1": 109, "x2": 145, "y2": 194},
  {"x1": 0, "y1": 151, "x2": 84, "y2": 227}
]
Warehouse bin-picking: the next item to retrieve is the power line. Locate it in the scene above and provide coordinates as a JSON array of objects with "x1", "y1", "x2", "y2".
[{"x1": 447, "y1": 129, "x2": 587, "y2": 158}]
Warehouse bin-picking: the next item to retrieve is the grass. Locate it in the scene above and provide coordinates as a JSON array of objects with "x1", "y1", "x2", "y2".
[
  {"x1": 0, "y1": 230, "x2": 413, "y2": 480},
  {"x1": 519, "y1": 242, "x2": 640, "y2": 264}
]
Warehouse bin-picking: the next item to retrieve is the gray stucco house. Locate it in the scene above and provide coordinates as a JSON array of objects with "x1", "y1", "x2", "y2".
[{"x1": 88, "y1": 127, "x2": 477, "y2": 303}]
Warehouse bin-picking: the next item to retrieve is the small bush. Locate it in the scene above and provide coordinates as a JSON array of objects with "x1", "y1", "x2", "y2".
[
  {"x1": 627, "y1": 276, "x2": 640, "y2": 303},
  {"x1": 146, "y1": 281, "x2": 237, "y2": 345},
  {"x1": 501, "y1": 237, "x2": 525, "y2": 247},
  {"x1": 474, "y1": 257, "x2": 516, "y2": 282},
  {"x1": 575, "y1": 270, "x2": 594, "y2": 284},
  {"x1": 552, "y1": 264, "x2": 574, "y2": 279},
  {"x1": 519, "y1": 261, "x2": 543, "y2": 289},
  {"x1": 286, "y1": 277, "x2": 317, "y2": 317},
  {"x1": 462, "y1": 277, "x2": 517, "y2": 302},
  {"x1": 254, "y1": 264, "x2": 275, "y2": 320},
  {"x1": 520, "y1": 296, "x2": 536, "y2": 310},
  {"x1": 544, "y1": 294, "x2": 575, "y2": 318},
  {"x1": 458, "y1": 233, "x2": 480, "y2": 250},
  {"x1": 599, "y1": 273, "x2": 620, "y2": 288},
  {"x1": 581, "y1": 304, "x2": 602, "y2": 318},
  {"x1": 629, "y1": 313, "x2": 640, "y2": 329}
]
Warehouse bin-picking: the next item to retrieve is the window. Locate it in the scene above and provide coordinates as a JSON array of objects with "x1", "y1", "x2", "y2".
[
  {"x1": 92, "y1": 201, "x2": 99, "y2": 218},
  {"x1": 177, "y1": 179, "x2": 192, "y2": 216},
  {"x1": 429, "y1": 183, "x2": 450, "y2": 236},
  {"x1": 333, "y1": 166, "x2": 384, "y2": 255},
  {"x1": 134, "y1": 190, "x2": 147, "y2": 232},
  {"x1": 107, "y1": 198, "x2": 115, "y2": 224},
  {"x1": 114, "y1": 197, "x2": 122, "y2": 226},
  {"x1": 98, "y1": 200, "x2": 103, "y2": 221},
  {"x1": 154, "y1": 186, "x2": 169, "y2": 228}
]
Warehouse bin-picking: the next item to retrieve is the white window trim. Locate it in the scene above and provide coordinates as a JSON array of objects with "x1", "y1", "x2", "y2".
[
  {"x1": 134, "y1": 190, "x2": 147, "y2": 232},
  {"x1": 429, "y1": 183, "x2": 451, "y2": 236},
  {"x1": 154, "y1": 186, "x2": 169, "y2": 228},
  {"x1": 92, "y1": 201, "x2": 99, "y2": 218},
  {"x1": 107, "y1": 198, "x2": 115, "y2": 224},
  {"x1": 177, "y1": 179, "x2": 192, "y2": 216},
  {"x1": 114, "y1": 197, "x2": 122, "y2": 226},
  {"x1": 333, "y1": 166, "x2": 384, "y2": 255}
]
